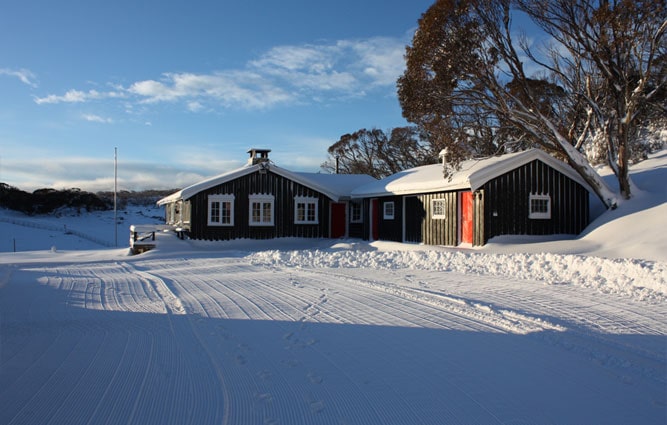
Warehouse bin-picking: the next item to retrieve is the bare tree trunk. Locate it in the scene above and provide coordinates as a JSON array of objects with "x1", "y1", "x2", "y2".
[
  {"x1": 541, "y1": 117, "x2": 619, "y2": 209},
  {"x1": 616, "y1": 132, "x2": 632, "y2": 199}
]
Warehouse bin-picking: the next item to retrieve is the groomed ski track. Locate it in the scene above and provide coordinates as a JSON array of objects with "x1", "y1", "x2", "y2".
[{"x1": 1, "y1": 253, "x2": 665, "y2": 424}]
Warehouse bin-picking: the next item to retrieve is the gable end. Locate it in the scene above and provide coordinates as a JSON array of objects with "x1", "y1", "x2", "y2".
[{"x1": 482, "y1": 159, "x2": 589, "y2": 241}]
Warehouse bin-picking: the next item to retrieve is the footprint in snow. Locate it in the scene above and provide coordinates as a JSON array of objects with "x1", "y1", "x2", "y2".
[
  {"x1": 281, "y1": 358, "x2": 301, "y2": 368},
  {"x1": 307, "y1": 372, "x2": 323, "y2": 384},
  {"x1": 255, "y1": 392, "x2": 273, "y2": 403},
  {"x1": 309, "y1": 400, "x2": 325, "y2": 414},
  {"x1": 256, "y1": 370, "x2": 272, "y2": 380}
]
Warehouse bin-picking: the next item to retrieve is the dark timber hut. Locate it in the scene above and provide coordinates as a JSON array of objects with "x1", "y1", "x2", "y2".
[
  {"x1": 350, "y1": 149, "x2": 591, "y2": 246},
  {"x1": 157, "y1": 149, "x2": 376, "y2": 241}
]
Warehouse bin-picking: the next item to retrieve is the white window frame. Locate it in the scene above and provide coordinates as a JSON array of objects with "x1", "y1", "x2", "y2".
[
  {"x1": 208, "y1": 194, "x2": 235, "y2": 226},
  {"x1": 431, "y1": 199, "x2": 447, "y2": 219},
  {"x1": 350, "y1": 201, "x2": 363, "y2": 223},
  {"x1": 294, "y1": 196, "x2": 319, "y2": 224},
  {"x1": 383, "y1": 201, "x2": 395, "y2": 220},
  {"x1": 529, "y1": 193, "x2": 551, "y2": 219},
  {"x1": 249, "y1": 194, "x2": 275, "y2": 226}
]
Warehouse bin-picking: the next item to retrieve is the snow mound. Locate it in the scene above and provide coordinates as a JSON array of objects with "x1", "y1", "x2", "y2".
[{"x1": 248, "y1": 246, "x2": 666, "y2": 303}]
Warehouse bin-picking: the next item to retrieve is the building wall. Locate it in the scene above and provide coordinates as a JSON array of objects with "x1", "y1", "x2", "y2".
[
  {"x1": 404, "y1": 192, "x2": 459, "y2": 246},
  {"x1": 482, "y1": 159, "x2": 589, "y2": 242},
  {"x1": 363, "y1": 159, "x2": 588, "y2": 247},
  {"x1": 186, "y1": 169, "x2": 332, "y2": 240},
  {"x1": 377, "y1": 196, "x2": 403, "y2": 242}
]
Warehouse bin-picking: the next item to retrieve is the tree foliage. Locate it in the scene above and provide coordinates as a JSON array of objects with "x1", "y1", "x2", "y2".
[
  {"x1": 397, "y1": 0, "x2": 666, "y2": 206},
  {"x1": 518, "y1": 0, "x2": 666, "y2": 198},
  {"x1": 321, "y1": 127, "x2": 434, "y2": 178},
  {"x1": 0, "y1": 184, "x2": 177, "y2": 215},
  {"x1": 0, "y1": 184, "x2": 110, "y2": 215}
]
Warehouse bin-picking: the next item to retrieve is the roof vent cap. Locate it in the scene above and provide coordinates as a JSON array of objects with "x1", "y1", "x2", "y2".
[{"x1": 247, "y1": 148, "x2": 271, "y2": 165}]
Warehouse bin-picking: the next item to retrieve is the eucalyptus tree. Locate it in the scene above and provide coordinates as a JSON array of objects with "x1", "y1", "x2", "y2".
[
  {"x1": 322, "y1": 126, "x2": 433, "y2": 178},
  {"x1": 398, "y1": 0, "x2": 666, "y2": 207}
]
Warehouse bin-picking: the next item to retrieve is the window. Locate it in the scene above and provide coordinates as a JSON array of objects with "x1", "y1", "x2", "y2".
[
  {"x1": 350, "y1": 201, "x2": 362, "y2": 223},
  {"x1": 383, "y1": 201, "x2": 395, "y2": 220},
  {"x1": 529, "y1": 193, "x2": 551, "y2": 219},
  {"x1": 432, "y1": 199, "x2": 447, "y2": 219},
  {"x1": 208, "y1": 195, "x2": 235, "y2": 226},
  {"x1": 249, "y1": 194, "x2": 274, "y2": 226},
  {"x1": 294, "y1": 197, "x2": 319, "y2": 224}
]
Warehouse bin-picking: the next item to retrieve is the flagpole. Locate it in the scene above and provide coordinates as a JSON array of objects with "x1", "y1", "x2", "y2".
[{"x1": 114, "y1": 147, "x2": 118, "y2": 247}]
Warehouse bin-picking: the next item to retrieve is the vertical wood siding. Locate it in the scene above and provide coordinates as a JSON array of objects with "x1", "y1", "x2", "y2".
[
  {"x1": 482, "y1": 159, "x2": 589, "y2": 243},
  {"x1": 403, "y1": 196, "x2": 425, "y2": 243},
  {"x1": 348, "y1": 223, "x2": 364, "y2": 239},
  {"x1": 370, "y1": 160, "x2": 587, "y2": 247},
  {"x1": 378, "y1": 196, "x2": 403, "y2": 242},
  {"x1": 360, "y1": 198, "x2": 371, "y2": 240},
  {"x1": 186, "y1": 170, "x2": 332, "y2": 240},
  {"x1": 404, "y1": 192, "x2": 458, "y2": 246}
]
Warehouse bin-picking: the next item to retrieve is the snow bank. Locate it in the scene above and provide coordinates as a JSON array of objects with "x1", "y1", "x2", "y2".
[{"x1": 248, "y1": 245, "x2": 667, "y2": 303}]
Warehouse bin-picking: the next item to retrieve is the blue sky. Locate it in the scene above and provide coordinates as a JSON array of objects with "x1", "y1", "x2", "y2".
[{"x1": 0, "y1": 0, "x2": 436, "y2": 192}]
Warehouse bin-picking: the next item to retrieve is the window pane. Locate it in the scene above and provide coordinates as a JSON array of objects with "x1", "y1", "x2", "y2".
[
  {"x1": 384, "y1": 201, "x2": 395, "y2": 219},
  {"x1": 263, "y1": 202, "x2": 272, "y2": 222},
  {"x1": 352, "y1": 203, "x2": 360, "y2": 221},
  {"x1": 210, "y1": 202, "x2": 220, "y2": 223},
  {"x1": 529, "y1": 194, "x2": 551, "y2": 219},
  {"x1": 297, "y1": 202, "x2": 305, "y2": 221},
  {"x1": 307, "y1": 203, "x2": 316, "y2": 221},
  {"x1": 433, "y1": 200, "x2": 444, "y2": 217},
  {"x1": 252, "y1": 202, "x2": 261, "y2": 222},
  {"x1": 533, "y1": 199, "x2": 548, "y2": 213},
  {"x1": 221, "y1": 201, "x2": 231, "y2": 224}
]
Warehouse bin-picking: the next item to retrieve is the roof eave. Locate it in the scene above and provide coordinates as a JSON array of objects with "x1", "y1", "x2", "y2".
[
  {"x1": 351, "y1": 182, "x2": 471, "y2": 199},
  {"x1": 156, "y1": 165, "x2": 259, "y2": 205}
]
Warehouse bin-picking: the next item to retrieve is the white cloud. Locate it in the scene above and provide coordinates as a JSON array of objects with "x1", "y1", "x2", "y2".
[
  {"x1": 33, "y1": 35, "x2": 409, "y2": 111},
  {"x1": 82, "y1": 113, "x2": 113, "y2": 123},
  {"x1": 0, "y1": 68, "x2": 38, "y2": 87},
  {"x1": 251, "y1": 45, "x2": 339, "y2": 73},
  {"x1": 127, "y1": 80, "x2": 174, "y2": 101},
  {"x1": 250, "y1": 37, "x2": 406, "y2": 93},
  {"x1": 126, "y1": 71, "x2": 293, "y2": 109},
  {"x1": 344, "y1": 37, "x2": 408, "y2": 86},
  {"x1": 1, "y1": 139, "x2": 334, "y2": 192},
  {"x1": 1, "y1": 156, "x2": 214, "y2": 192},
  {"x1": 34, "y1": 88, "x2": 125, "y2": 105},
  {"x1": 187, "y1": 101, "x2": 204, "y2": 112}
]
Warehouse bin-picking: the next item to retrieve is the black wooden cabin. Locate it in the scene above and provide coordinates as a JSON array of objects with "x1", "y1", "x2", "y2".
[
  {"x1": 351, "y1": 149, "x2": 591, "y2": 246},
  {"x1": 158, "y1": 149, "x2": 375, "y2": 241}
]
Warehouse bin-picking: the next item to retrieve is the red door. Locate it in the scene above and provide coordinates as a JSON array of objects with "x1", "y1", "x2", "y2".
[
  {"x1": 331, "y1": 203, "x2": 346, "y2": 238},
  {"x1": 461, "y1": 191, "x2": 473, "y2": 244},
  {"x1": 371, "y1": 199, "x2": 379, "y2": 240}
]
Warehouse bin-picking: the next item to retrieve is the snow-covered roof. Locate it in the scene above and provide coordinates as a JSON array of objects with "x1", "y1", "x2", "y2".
[
  {"x1": 351, "y1": 149, "x2": 589, "y2": 198},
  {"x1": 157, "y1": 163, "x2": 376, "y2": 205},
  {"x1": 291, "y1": 171, "x2": 377, "y2": 199}
]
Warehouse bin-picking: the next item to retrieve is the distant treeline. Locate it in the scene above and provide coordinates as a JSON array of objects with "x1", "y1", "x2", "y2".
[{"x1": 0, "y1": 183, "x2": 176, "y2": 215}]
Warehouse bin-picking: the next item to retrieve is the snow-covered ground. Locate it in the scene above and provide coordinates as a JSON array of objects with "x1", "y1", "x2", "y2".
[{"x1": 0, "y1": 150, "x2": 665, "y2": 424}]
